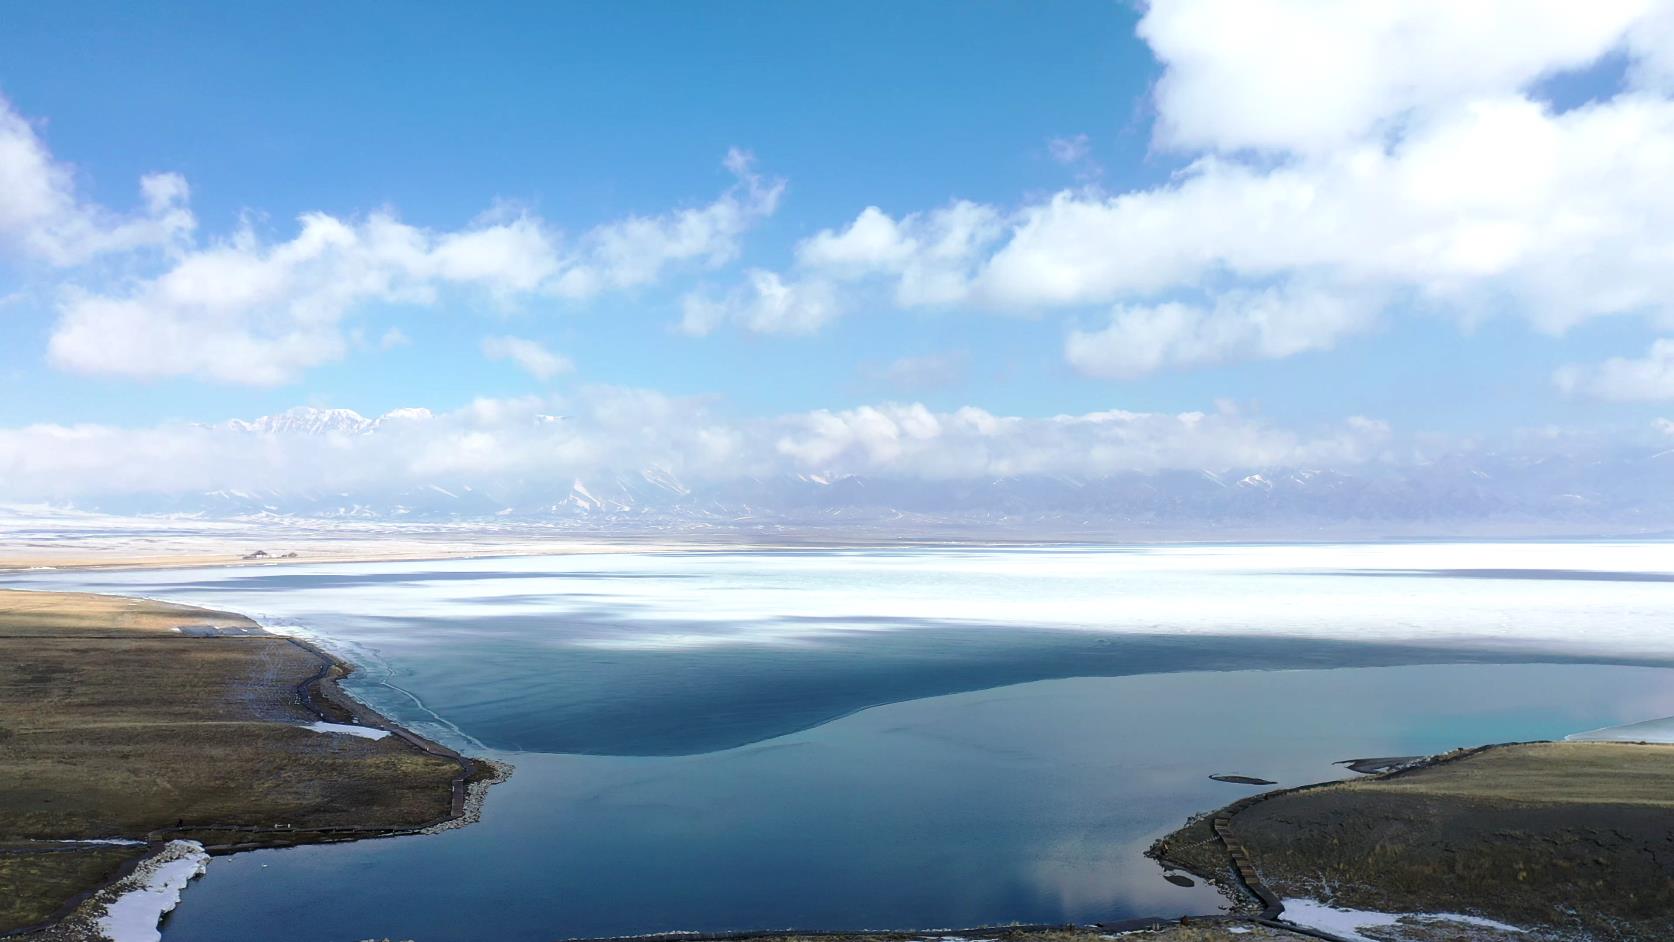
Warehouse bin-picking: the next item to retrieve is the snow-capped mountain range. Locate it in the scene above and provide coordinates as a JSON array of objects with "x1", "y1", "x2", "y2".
[{"x1": 44, "y1": 408, "x2": 1668, "y2": 537}]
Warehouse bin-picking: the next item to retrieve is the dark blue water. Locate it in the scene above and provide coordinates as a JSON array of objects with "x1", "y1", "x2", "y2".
[{"x1": 147, "y1": 664, "x2": 1674, "y2": 942}]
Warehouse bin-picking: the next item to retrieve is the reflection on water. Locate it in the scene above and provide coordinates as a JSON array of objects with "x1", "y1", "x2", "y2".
[{"x1": 4, "y1": 544, "x2": 1673, "y2": 939}]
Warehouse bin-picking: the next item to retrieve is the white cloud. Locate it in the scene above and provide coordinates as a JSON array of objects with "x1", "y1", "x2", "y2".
[
  {"x1": 549, "y1": 149, "x2": 783, "y2": 299},
  {"x1": 772, "y1": 402, "x2": 1392, "y2": 478},
  {"x1": 481, "y1": 335, "x2": 572, "y2": 381},
  {"x1": 1556, "y1": 338, "x2": 1674, "y2": 400},
  {"x1": 1138, "y1": 0, "x2": 1656, "y2": 154},
  {"x1": 679, "y1": 270, "x2": 840, "y2": 336},
  {"x1": 39, "y1": 160, "x2": 776, "y2": 383},
  {"x1": 683, "y1": 201, "x2": 1007, "y2": 336},
  {"x1": 1047, "y1": 134, "x2": 1092, "y2": 165},
  {"x1": 683, "y1": 4, "x2": 1674, "y2": 375},
  {"x1": 46, "y1": 210, "x2": 563, "y2": 384},
  {"x1": 1065, "y1": 285, "x2": 1377, "y2": 378},
  {"x1": 0, "y1": 392, "x2": 1396, "y2": 500},
  {"x1": 798, "y1": 200, "x2": 1005, "y2": 308},
  {"x1": 0, "y1": 93, "x2": 781, "y2": 384},
  {"x1": 977, "y1": 94, "x2": 1674, "y2": 331},
  {"x1": 0, "y1": 96, "x2": 194, "y2": 265},
  {"x1": 1046, "y1": 133, "x2": 1101, "y2": 180}
]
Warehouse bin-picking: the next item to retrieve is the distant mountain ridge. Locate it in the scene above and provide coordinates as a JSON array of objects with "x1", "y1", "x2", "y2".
[
  {"x1": 56, "y1": 405, "x2": 1674, "y2": 537},
  {"x1": 221, "y1": 406, "x2": 438, "y2": 435}
]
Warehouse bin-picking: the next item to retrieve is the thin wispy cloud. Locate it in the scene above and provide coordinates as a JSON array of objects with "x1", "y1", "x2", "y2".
[{"x1": 481, "y1": 335, "x2": 572, "y2": 381}]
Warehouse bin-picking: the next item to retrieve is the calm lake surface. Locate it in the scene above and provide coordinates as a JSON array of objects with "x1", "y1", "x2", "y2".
[{"x1": 9, "y1": 542, "x2": 1674, "y2": 941}]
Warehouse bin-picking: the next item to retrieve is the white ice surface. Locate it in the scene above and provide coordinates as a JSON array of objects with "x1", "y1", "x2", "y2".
[
  {"x1": 96, "y1": 840, "x2": 209, "y2": 942},
  {"x1": 302, "y1": 721, "x2": 390, "y2": 740},
  {"x1": 49, "y1": 541, "x2": 1674, "y2": 659},
  {"x1": 1566, "y1": 714, "x2": 1674, "y2": 743},
  {"x1": 1281, "y1": 898, "x2": 1524, "y2": 941}
]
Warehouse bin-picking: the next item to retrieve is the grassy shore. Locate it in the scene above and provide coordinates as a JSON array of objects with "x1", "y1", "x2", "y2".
[
  {"x1": 1155, "y1": 740, "x2": 1674, "y2": 941},
  {"x1": 0, "y1": 589, "x2": 477, "y2": 936}
]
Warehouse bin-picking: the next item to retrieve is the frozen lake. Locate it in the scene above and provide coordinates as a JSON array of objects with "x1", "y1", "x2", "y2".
[{"x1": 8, "y1": 542, "x2": 1674, "y2": 939}]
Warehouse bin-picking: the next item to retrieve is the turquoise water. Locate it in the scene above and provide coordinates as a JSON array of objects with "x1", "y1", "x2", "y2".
[{"x1": 7, "y1": 544, "x2": 1674, "y2": 940}]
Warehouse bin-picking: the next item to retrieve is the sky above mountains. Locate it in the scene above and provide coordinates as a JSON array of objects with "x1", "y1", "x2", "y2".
[{"x1": 2, "y1": 2, "x2": 1673, "y2": 506}]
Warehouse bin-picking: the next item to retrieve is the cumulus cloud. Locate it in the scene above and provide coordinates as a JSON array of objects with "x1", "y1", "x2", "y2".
[
  {"x1": 548, "y1": 149, "x2": 783, "y2": 299},
  {"x1": 46, "y1": 210, "x2": 564, "y2": 384},
  {"x1": 481, "y1": 335, "x2": 572, "y2": 381},
  {"x1": 1556, "y1": 338, "x2": 1674, "y2": 400},
  {"x1": 1138, "y1": 0, "x2": 1654, "y2": 154},
  {"x1": 976, "y1": 94, "x2": 1674, "y2": 331},
  {"x1": 686, "y1": 3, "x2": 1674, "y2": 376},
  {"x1": 1065, "y1": 285, "x2": 1377, "y2": 378},
  {"x1": 0, "y1": 392, "x2": 1396, "y2": 501},
  {"x1": 0, "y1": 94, "x2": 781, "y2": 384},
  {"x1": 685, "y1": 201, "x2": 1004, "y2": 336},
  {"x1": 0, "y1": 97, "x2": 194, "y2": 264}
]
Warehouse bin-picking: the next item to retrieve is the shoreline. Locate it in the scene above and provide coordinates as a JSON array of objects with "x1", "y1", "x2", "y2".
[
  {"x1": 1149, "y1": 738, "x2": 1674, "y2": 941},
  {"x1": 0, "y1": 588, "x2": 501, "y2": 941},
  {"x1": 1146, "y1": 745, "x2": 1503, "y2": 927},
  {"x1": 13, "y1": 579, "x2": 1669, "y2": 941}
]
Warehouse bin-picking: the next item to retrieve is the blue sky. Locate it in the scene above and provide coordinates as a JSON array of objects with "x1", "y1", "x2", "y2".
[
  {"x1": 0, "y1": 3, "x2": 1155, "y2": 422},
  {"x1": 0, "y1": 2, "x2": 1671, "y2": 498}
]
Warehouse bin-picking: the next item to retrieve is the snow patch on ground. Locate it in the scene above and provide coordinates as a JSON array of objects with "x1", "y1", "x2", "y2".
[
  {"x1": 303, "y1": 720, "x2": 389, "y2": 739},
  {"x1": 95, "y1": 841, "x2": 208, "y2": 942},
  {"x1": 1282, "y1": 898, "x2": 1524, "y2": 941}
]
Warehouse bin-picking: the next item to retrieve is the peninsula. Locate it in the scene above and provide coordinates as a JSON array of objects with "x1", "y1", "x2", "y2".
[{"x1": 0, "y1": 589, "x2": 494, "y2": 939}]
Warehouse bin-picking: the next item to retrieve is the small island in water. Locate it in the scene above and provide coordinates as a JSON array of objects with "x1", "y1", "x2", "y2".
[{"x1": 0, "y1": 589, "x2": 500, "y2": 940}]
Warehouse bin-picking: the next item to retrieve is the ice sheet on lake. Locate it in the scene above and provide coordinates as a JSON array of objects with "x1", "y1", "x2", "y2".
[
  {"x1": 10, "y1": 542, "x2": 1674, "y2": 660},
  {"x1": 1566, "y1": 714, "x2": 1674, "y2": 744},
  {"x1": 96, "y1": 840, "x2": 209, "y2": 942}
]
